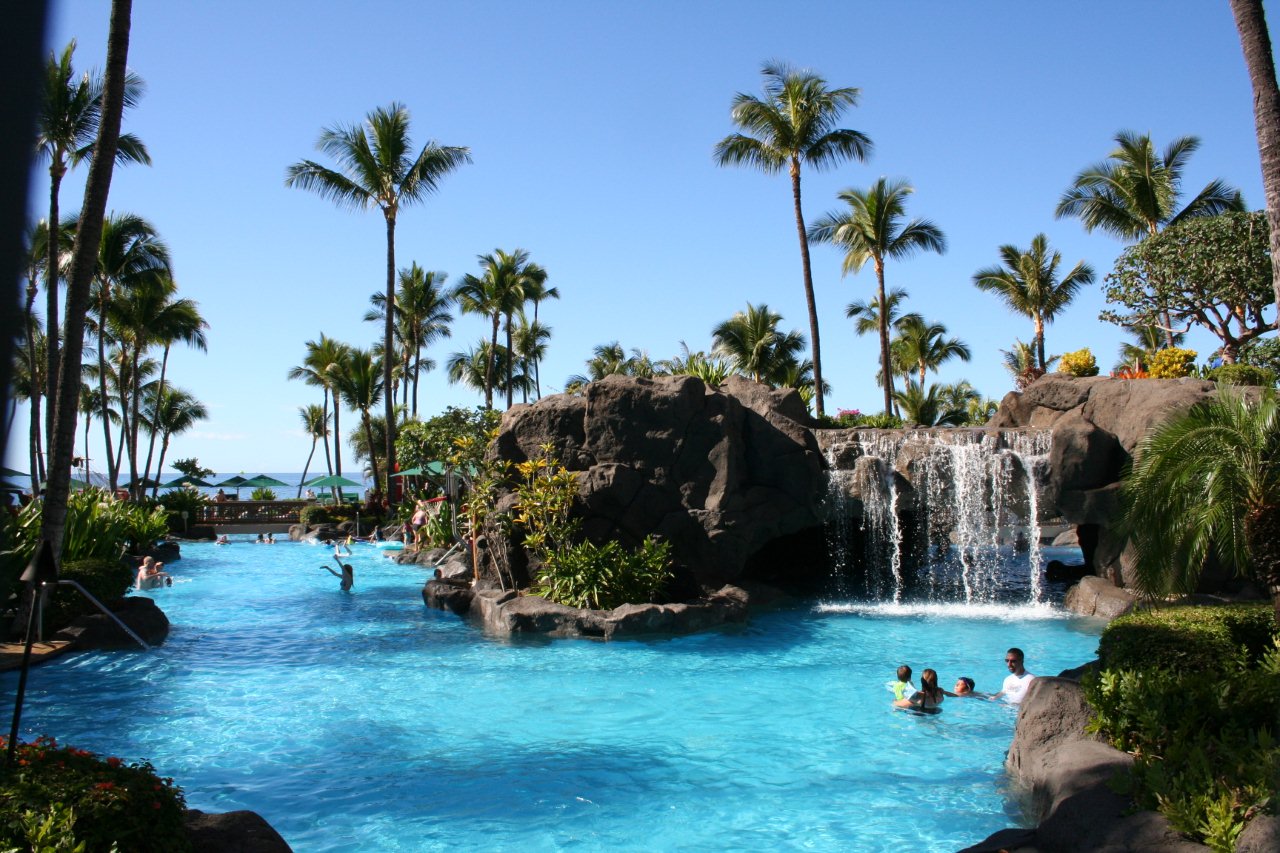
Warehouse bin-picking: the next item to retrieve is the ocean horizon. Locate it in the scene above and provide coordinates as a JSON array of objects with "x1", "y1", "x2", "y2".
[{"x1": 63, "y1": 471, "x2": 376, "y2": 497}]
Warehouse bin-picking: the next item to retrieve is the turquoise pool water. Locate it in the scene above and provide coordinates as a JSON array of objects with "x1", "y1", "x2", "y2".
[{"x1": 6, "y1": 540, "x2": 1102, "y2": 851}]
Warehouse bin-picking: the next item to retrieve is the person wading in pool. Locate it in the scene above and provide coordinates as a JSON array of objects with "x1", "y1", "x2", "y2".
[
  {"x1": 895, "y1": 668, "x2": 944, "y2": 714},
  {"x1": 320, "y1": 555, "x2": 354, "y2": 591}
]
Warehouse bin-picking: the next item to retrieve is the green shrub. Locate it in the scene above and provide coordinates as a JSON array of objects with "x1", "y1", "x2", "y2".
[
  {"x1": 297, "y1": 505, "x2": 330, "y2": 527},
  {"x1": 248, "y1": 487, "x2": 276, "y2": 501},
  {"x1": 0, "y1": 735, "x2": 190, "y2": 853},
  {"x1": 1098, "y1": 604, "x2": 1277, "y2": 671},
  {"x1": 1147, "y1": 347, "x2": 1198, "y2": 378},
  {"x1": 1085, "y1": 641, "x2": 1280, "y2": 851},
  {"x1": 155, "y1": 489, "x2": 207, "y2": 516},
  {"x1": 41, "y1": 558, "x2": 135, "y2": 630},
  {"x1": 1057, "y1": 348, "x2": 1100, "y2": 377},
  {"x1": 1206, "y1": 363, "x2": 1277, "y2": 387},
  {"x1": 533, "y1": 537, "x2": 673, "y2": 610}
]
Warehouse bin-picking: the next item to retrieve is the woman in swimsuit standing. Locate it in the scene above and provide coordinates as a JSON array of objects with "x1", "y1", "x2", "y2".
[{"x1": 895, "y1": 668, "x2": 944, "y2": 714}]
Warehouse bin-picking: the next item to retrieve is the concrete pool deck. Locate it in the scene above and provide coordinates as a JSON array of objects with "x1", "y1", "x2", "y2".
[{"x1": 0, "y1": 640, "x2": 75, "y2": 671}]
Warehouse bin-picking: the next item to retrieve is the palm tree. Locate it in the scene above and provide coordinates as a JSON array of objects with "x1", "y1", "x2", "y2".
[
  {"x1": 140, "y1": 292, "x2": 207, "y2": 488},
  {"x1": 453, "y1": 249, "x2": 541, "y2": 408},
  {"x1": 808, "y1": 178, "x2": 947, "y2": 414},
  {"x1": 658, "y1": 343, "x2": 734, "y2": 386},
  {"x1": 288, "y1": 335, "x2": 350, "y2": 482},
  {"x1": 147, "y1": 386, "x2": 207, "y2": 492},
  {"x1": 35, "y1": 39, "x2": 148, "y2": 444},
  {"x1": 43, "y1": 1, "x2": 141, "y2": 559},
  {"x1": 711, "y1": 303, "x2": 806, "y2": 385},
  {"x1": 85, "y1": 212, "x2": 171, "y2": 489},
  {"x1": 1120, "y1": 388, "x2": 1280, "y2": 624},
  {"x1": 891, "y1": 317, "x2": 971, "y2": 386},
  {"x1": 446, "y1": 341, "x2": 499, "y2": 399},
  {"x1": 297, "y1": 404, "x2": 329, "y2": 498},
  {"x1": 846, "y1": 287, "x2": 922, "y2": 339},
  {"x1": 1230, "y1": 0, "x2": 1280, "y2": 312},
  {"x1": 368, "y1": 264, "x2": 451, "y2": 418},
  {"x1": 564, "y1": 343, "x2": 655, "y2": 392},
  {"x1": 329, "y1": 347, "x2": 385, "y2": 489},
  {"x1": 513, "y1": 317, "x2": 551, "y2": 404},
  {"x1": 714, "y1": 61, "x2": 872, "y2": 417},
  {"x1": 1056, "y1": 132, "x2": 1244, "y2": 345},
  {"x1": 520, "y1": 269, "x2": 558, "y2": 398},
  {"x1": 893, "y1": 380, "x2": 967, "y2": 427},
  {"x1": 1000, "y1": 339, "x2": 1057, "y2": 390},
  {"x1": 972, "y1": 234, "x2": 1093, "y2": 371},
  {"x1": 287, "y1": 103, "x2": 470, "y2": 491},
  {"x1": 1116, "y1": 322, "x2": 1186, "y2": 372}
]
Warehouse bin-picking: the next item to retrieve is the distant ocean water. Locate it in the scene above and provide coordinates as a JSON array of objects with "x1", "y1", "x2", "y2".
[{"x1": 78, "y1": 471, "x2": 375, "y2": 497}]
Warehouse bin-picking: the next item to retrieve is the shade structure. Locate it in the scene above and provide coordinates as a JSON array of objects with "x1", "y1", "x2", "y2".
[
  {"x1": 214, "y1": 475, "x2": 250, "y2": 489},
  {"x1": 391, "y1": 461, "x2": 446, "y2": 478},
  {"x1": 125, "y1": 477, "x2": 164, "y2": 490},
  {"x1": 163, "y1": 474, "x2": 212, "y2": 488},
  {"x1": 1, "y1": 467, "x2": 28, "y2": 479},
  {"x1": 39, "y1": 478, "x2": 91, "y2": 491},
  {"x1": 304, "y1": 474, "x2": 363, "y2": 489},
  {"x1": 241, "y1": 475, "x2": 289, "y2": 489}
]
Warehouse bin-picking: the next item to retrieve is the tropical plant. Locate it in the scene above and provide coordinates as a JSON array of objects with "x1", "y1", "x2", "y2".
[
  {"x1": 365, "y1": 263, "x2": 452, "y2": 417},
  {"x1": 40, "y1": 0, "x2": 142, "y2": 562},
  {"x1": 1115, "y1": 321, "x2": 1185, "y2": 372},
  {"x1": 512, "y1": 316, "x2": 552, "y2": 404},
  {"x1": 297, "y1": 403, "x2": 329, "y2": 497},
  {"x1": 935, "y1": 381, "x2": 996, "y2": 425},
  {"x1": 845, "y1": 287, "x2": 921, "y2": 340},
  {"x1": 249, "y1": 488, "x2": 276, "y2": 501},
  {"x1": 287, "y1": 102, "x2": 470, "y2": 490},
  {"x1": 1057, "y1": 348, "x2": 1100, "y2": 377},
  {"x1": 35, "y1": 39, "x2": 149, "y2": 443},
  {"x1": 0, "y1": 734, "x2": 189, "y2": 853},
  {"x1": 1238, "y1": 336, "x2": 1280, "y2": 375},
  {"x1": 714, "y1": 61, "x2": 872, "y2": 417},
  {"x1": 1103, "y1": 212, "x2": 1275, "y2": 363},
  {"x1": 446, "y1": 340, "x2": 526, "y2": 402},
  {"x1": 171, "y1": 457, "x2": 214, "y2": 480},
  {"x1": 972, "y1": 234, "x2": 1093, "y2": 371},
  {"x1": 808, "y1": 178, "x2": 947, "y2": 414},
  {"x1": 288, "y1": 334, "x2": 350, "y2": 485},
  {"x1": 1000, "y1": 339, "x2": 1057, "y2": 390},
  {"x1": 892, "y1": 380, "x2": 967, "y2": 427},
  {"x1": 1146, "y1": 347, "x2": 1198, "y2": 378},
  {"x1": 711, "y1": 303, "x2": 806, "y2": 385},
  {"x1": 889, "y1": 316, "x2": 970, "y2": 386},
  {"x1": 453, "y1": 249, "x2": 543, "y2": 408},
  {"x1": 1056, "y1": 131, "x2": 1245, "y2": 345},
  {"x1": 145, "y1": 386, "x2": 207, "y2": 491},
  {"x1": 329, "y1": 347, "x2": 385, "y2": 488},
  {"x1": 565, "y1": 342, "x2": 655, "y2": 392},
  {"x1": 658, "y1": 343, "x2": 734, "y2": 386},
  {"x1": 1119, "y1": 388, "x2": 1280, "y2": 624},
  {"x1": 1206, "y1": 363, "x2": 1277, "y2": 387}
]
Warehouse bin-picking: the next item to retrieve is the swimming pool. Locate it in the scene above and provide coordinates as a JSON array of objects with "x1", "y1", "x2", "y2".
[{"x1": 7, "y1": 540, "x2": 1102, "y2": 851}]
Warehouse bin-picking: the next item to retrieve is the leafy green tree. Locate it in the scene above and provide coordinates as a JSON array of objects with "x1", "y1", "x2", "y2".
[
  {"x1": 297, "y1": 403, "x2": 329, "y2": 497},
  {"x1": 1116, "y1": 322, "x2": 1186, "y2": 372},
  {"x1": 972, "y1": 234, "x2": 1093, "y2": 370},
  {"x1": 1120, "y1": 388, "x2": 1280, "y2": 624},
  {"x1": 809, "y1": 178, "x2": 947, "y2": 414},
  {"x1": 711, "y1": 302, "x2": 805, "y2": 385},
  {"x1": 1103, "y1": 212, "x2": 1276, "y2": 362},
  {"x1": 35, "y1": 39, "x2": 149, "y2": 442},
  {"x1": 395, "y1": 406, "x2": 501, "y2": 474},
  {"x1": 171, "y1": 457, "x2": 214, "y2": 480},
  {"x1": 714, "y1": 61, "x2": 872, "y2": 417},
  {"x1": 890, "y1": 316, "x2": 970, "y2": 386},
  {"x1": 287, "y1": 103, "x2": 470, "y2": 490}
]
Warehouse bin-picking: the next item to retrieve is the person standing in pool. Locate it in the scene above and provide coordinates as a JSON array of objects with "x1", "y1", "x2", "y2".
[
  {"x1": 888, "y1": 664, "x2": 915, "y2": 702},
  {"x1": 992, "y1": 648, "x2": 1035, "y2": 704},
  {"x1": 895, "y1": 668, "x2": 944, "y2": 713},
  {"x1": 321, "y1": 555, "x2": 354, "y2": 591}
]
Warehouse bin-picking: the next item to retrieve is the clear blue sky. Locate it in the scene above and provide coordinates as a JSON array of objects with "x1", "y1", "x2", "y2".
[{"x1": 8, "y1": 0, "x2": 1277, "y2": 476}]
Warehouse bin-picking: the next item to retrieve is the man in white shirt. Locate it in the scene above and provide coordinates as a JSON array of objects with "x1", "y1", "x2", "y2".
[{"x1": 992, "y1": 647, "x2": 1035, "y2": 704}]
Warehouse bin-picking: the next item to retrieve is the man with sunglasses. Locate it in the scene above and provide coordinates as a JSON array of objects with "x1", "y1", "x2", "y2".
[{"x1": 991, "y1": 647, "x2": 1035, "y2": 704}]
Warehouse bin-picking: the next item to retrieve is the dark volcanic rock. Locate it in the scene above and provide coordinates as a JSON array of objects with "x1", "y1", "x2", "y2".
[
  {"x1": 184, "y1": 809, "x2": 292, "y2": 852},
  {"x1": 53, "y1": 596, "x2": 169, "y2": 648},
  {"x1": 422, "y1": 577, "x2": 473, "y2": 615},
  {"x1": 487, "y1": 375, "x2": 825, "y2": 591}
]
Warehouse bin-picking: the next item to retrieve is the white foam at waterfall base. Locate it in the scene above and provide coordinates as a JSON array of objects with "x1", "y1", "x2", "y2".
[{"x1": 814, "y1": 600, "x2": 1070, "y2": 621}]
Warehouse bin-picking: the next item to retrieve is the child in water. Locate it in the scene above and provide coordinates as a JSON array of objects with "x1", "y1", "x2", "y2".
[
  {"x1": 888, "y1": 665, "x2": 915, "y2": 702},
  {"x1": 320, "y1": 555, "x2": 354, "y2": 591}
]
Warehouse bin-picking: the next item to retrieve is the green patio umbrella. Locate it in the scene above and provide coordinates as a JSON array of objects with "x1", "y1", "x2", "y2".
[
  {"x1": 304, "y1": 474, "x2": 363, "y2": 489},
  {"x1": 242, "y1": 475, "x2": 289, "y2": 489},
  {"x1": 213, "y1": 475, "x2": 250, "y2": 497},
  {"x1": 2, "y1": 467, "x2": 28, "y2": 479},
  {"x1": 391, "y1": 461, "x2": 446, "y2": 477},
  {"x1": 163, "y1": 474, "x2": 212, "y2": 488}
]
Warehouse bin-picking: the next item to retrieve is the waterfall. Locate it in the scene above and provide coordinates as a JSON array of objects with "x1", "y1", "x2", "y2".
[{"x1": 821, "y1": 428, "x2": 1052, "y2": 605}]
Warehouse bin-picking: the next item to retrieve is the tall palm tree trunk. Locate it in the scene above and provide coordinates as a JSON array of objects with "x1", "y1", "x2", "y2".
[
  {"x1": 23, "y1": 293, "x2": 45, "y2": 491},
  {"x1": 43, "y1": 0, "x2": 133, "y2": 560},
  {"x1": 1231, "y1": 0, "x2": 1280, "y2": 312},
  {"x1": 485, "y1": 314, "x2": 500, "y2": 408},
  {"x1": 505, "y1": 313, "x2": 515, "y2": 409},
  {"x1": 142, "y1": 342, "x2": 171, "y2": 495},
  {"x1": 299, "y1": 437, "x2": 317, "y2": 498},
  {"x1": 45, "y1": 169, "x2": 63, "y2": 454},
  {"x1": 382, "y1": 215, "x2": 397, "y2": 493},
  {"x1": 875, "y1": 259, "x2": 894, "y2": 415},
  {"x1": 412, "y1": 348, "x2": 421, "y2": 416},
  {"x1": 127, "y1": 348, "x2": 142, "y2": 496},
  {"x1": 790, "y1": 159, "x2": 825, "y2": 417},
  {"x1": 362, "y1": 415, "x2": 381, "y2": 489},
  {"x1": 1034, "y1": 315, "x2": 1046, "y2": 371},
  {"x1": 321, "y1": 390, "x2": 333, "y2": 476}
]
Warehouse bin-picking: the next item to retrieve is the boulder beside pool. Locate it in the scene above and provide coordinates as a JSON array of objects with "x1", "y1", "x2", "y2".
[{"x1": 184, "y1": 808, "x2": 292, "y2": 852}]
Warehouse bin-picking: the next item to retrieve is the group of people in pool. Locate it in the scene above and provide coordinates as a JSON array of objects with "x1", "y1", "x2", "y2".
[
  {"x1": 134, "y1": 556, "x2": 173, "y2": 590},
  {"x1": 890, "y1": 647, "x2": 1035, "y2": 714}
]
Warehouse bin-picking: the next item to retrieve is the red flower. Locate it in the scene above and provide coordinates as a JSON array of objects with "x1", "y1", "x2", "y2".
[
  {"x1": 106, "y1": 756, "x2": 122, "y2": 768},
  {"x1": 95, "y1": 782, "x2": 114, "y2": 790}
]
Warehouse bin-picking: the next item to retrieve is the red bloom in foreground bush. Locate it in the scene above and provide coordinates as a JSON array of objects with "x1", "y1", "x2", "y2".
[{"x1": 107, "y1": 756, "x2": 122, "y2": 767}]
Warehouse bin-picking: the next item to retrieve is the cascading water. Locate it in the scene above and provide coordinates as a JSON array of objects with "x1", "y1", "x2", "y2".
[{"x1": 822, "y1": 428, "x2": 1052, "y2": 605}]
